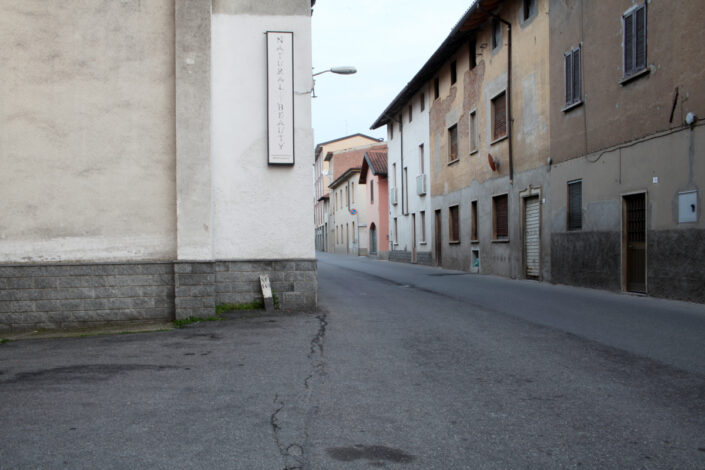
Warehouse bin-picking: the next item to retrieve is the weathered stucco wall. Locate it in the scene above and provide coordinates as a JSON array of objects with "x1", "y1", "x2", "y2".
[
  {"x1": 211, "y1": 11, "x2": 314, "y2": 260},
  {"x1": 427, "y1": 0, "x2": 552, "y2": 277},
  {"x1": 549, "y1": 0, "x2": 705, "y2": 163},
  {"x1": 0, "y1": 0, "x2": 176, "y2": 262},
  {"x1": 550, "y1": 126, "x2": 705, "y2": 301}
]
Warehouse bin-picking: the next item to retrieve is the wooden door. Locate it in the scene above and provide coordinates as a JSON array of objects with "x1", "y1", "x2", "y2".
[
  {"x1": 624, "y1": 193, "x2": 646, "y2": 293},
  {"x1": 412, "y1": 214, "x2": 417, "y2": 263},
  {"x1": 434, "y1": 209, "x2": 442, "y2": 266}
]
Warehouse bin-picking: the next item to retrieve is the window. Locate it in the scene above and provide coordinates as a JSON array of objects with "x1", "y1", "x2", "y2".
[
  {"x1": 434, "y1": 77, "x2": 440, "y2": 99},
  {"x1": 345, "y1": 185, "x2": 349, "y2": 208},
  {"x1": 392, "y1": 163, "x2": 397, "y2": 189},
  {"x1": 408, "y1": 104, "x2": 412, "y2": 122},
  {"x1": 493, "y1": 194, "x2": 509, "y2": 239},
  {"x1": 420, "y1": 211, "x2": 426, "y2": 243},
  {"x1": 448, "y1": 124, "x2": 458, "y2": 163},
  {"x1": 351, "y1": 182, "x2": 355, "y2": 204},
  {"x1": 564, "y1": 46, "x2": 581, "y2": 107},
  {"x1": 449, "y1": 205, "x2": 460, "y2": 243},
  {"x1": 370, "y1": 179, "x2": 374, "y2": 203},
  {"x1": 389, "y1": 122, "x2": 393, "y2": 139},
  {"x1": 471, "y1": 200, "x2": 478, "y2": 241},
  {"x1": 469, "y1": 37, "x2": 477, "y2": 69},
  {"x1": 492, "y1": 19, "x2": 502, "y2": 50},
  {"x1": 568, "y1": 180, "x2": 582, "y2": 230},
  {"x1": 469, "y1": 110, "x2": 478, "y2": 153},
  {"x1": 450, "y1": 60, "x2": 457, "y2": 85},
  {"x1": 491, "y1": 91, "x2": 507, "y2": 141},
  {"x1": 394, "y1": 217, "x2": 398, "y2": 244},
  {"x1": 523, "y1": 0, "x2": 537, "y2": 22},
  {"x1": 623, "y1": 4, "x2": 647, "y2": 78},
  {"x1": 352, "y1": 221, "x2": 355, "y2": 243},
  {"x1": 420, "y1": 93, "x2": 425, "y2": 111},
  {"x1": 419, "y1": 144, "x2": 425, "y2": 174}
]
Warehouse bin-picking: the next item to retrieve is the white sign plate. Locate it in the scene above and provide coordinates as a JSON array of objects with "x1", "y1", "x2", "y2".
[{"x1": 266, "y1": 31, "x2": 295, "y2": 165}]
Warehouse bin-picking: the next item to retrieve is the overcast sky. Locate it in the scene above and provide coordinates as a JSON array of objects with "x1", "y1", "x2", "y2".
[{"x1": 311, "y1": 0, "x2": 474, "y2": 145}]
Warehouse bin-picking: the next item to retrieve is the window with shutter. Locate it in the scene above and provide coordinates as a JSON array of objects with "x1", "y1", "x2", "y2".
[
  {"x1": 564, "y1": 46, "x2": 582, "y2": 107},
  {"x1": 493, "y1": 194, "x2": 509, "y2": 239},
  {"x1": 568, "y1": 180, "x2": 582, "y2": 230},
  {"x1": 449, "y1": 205, "x2": 460, "y2": 243},
  {"x1": 623, "y1": 4, "x2": 647, "y2": 78},
  {"x1": 448, "y1": 124, "x2": 458, "y2": 163},
  {"x1": 492, "y1": 92, "x2": 507, "y2": 140}
]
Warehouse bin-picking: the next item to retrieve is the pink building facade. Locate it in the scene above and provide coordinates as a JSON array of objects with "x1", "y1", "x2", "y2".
[{"x1": 359, "y1": 149, "x2": 389, "y2": 259}]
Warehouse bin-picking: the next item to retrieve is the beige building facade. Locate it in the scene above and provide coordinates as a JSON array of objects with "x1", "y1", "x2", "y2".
[
  {"x1": 548, "y1": 0, "x2": 705, "y2": 302},
  {"x1": 0, "y1": 0, "x2": 318, "y2": 331}
]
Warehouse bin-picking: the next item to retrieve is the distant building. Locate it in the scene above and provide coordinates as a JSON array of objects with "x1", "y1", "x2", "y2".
[
  {"x1": 359, "y1": 149, "x2": 390, "y2": 259},
  {"x1": 0, "y1": 0, "x2": 318, "y2": 331},
  {"x1": 326, "y1": 143, "x2": 387, "y2": 256},
  {"x1": 313, "y1": 134, "x2": 382, "y2": 252}
]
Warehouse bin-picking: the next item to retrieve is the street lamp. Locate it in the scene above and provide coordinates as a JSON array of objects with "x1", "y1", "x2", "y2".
[
  {"x1": 310, "y1": 66, "x2": 357, "y2": 97},
  {"x1": 313, "y1": 66, "x2": 357, "y2": 77}
]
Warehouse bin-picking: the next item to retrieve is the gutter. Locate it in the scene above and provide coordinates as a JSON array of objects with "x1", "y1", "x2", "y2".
[{"x1": 479, "y1": 5, "x2": 514, "y2": 183}]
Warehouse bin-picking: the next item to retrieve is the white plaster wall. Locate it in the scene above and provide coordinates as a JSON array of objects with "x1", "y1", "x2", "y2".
[
  {"x1": 0, "y1": 1, "x2": 176, "y2": 263},
  {"x1": 387, "y1": 90, "x2": 432, "y2": 252},
  {"x1": 211, "y1": 14, "x2": 314, "y2": 260}
]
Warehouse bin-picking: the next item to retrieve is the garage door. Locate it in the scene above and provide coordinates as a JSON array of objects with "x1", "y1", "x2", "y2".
[{"x1": 524, "y1": 196, "x2": 540, "y2": 278}]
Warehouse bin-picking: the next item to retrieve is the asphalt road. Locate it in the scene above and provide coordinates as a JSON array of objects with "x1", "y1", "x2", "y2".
[{"x1": 1, "y1": 253, "x2": 704, "y2": 469}]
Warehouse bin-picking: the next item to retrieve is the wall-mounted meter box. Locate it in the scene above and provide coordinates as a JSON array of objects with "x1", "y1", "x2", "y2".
[{"x1": 678, "y1": 190, "x2": 698, "y2": 223}]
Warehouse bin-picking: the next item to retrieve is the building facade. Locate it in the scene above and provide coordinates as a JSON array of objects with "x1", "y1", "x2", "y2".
[
  {"x1": 373, "y1": 0, "x2": 551, "y2": 277},
  {"x1": 359, "y1": 149, "x2": 390, "y2": 259},
  {"x1": 548, "y1": 0, "x2": 705, "y2": 302},
  {"x1": 371, "y1": 75, "x2": 433, "y2": 265},
  {"x1": 326, "y1": 143, "x2": 387, "y2": 256},
  {"x1": 313, "y1": 134, "x2": 382, "y2": 252},
  {"x1": 0, "y1": 0, "x2": 318, "y2": 331}
]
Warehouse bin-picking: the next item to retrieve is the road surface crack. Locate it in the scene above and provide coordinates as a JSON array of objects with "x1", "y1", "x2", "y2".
[{"x1": 270, "y1": 312, "x2": 328, "y2": 470}]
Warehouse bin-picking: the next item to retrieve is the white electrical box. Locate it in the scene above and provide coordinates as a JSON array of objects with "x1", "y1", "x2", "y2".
[{"x1": 678, "y1": 190, "x2": 698, "y2": 223}]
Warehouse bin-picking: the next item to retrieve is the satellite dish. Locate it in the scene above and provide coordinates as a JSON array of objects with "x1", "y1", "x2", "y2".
[{"x1": 488, "y1": 153, "x2": 497, "y2": 172}]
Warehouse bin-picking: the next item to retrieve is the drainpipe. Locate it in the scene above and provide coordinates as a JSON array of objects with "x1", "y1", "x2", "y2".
[{"x1": 480, "y1": 6, "x2": 513, "y2": 184}]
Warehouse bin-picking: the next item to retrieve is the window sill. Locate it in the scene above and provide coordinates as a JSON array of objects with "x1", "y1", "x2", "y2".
[
  {"x1": 419, "y1": 242, "x2": 427, "y2": 246},
  {"x1": 471, "y1": 239, "x2": 479, "y2": 244},
  {"x1": 449, "y1": 240, "x2": 460, "y2": 245},
  {"x1": 469, "y1": 148, "x2": 478, "y2": 156},
  {"x1": 490, "y1": 134, "x2": 508, "y2": 146},
  {"x1": 447, "y1": 158, "x2": 460, "y2": 166},
  {"x1": 619, "y1": 67, "x2": 650, "y2": 86},
  {"x1": 491, "y1": 238, "x2": 509, "y2": 243},
  {"x1": 562, "y1": 100, "x2": 583, "y2": 113}
]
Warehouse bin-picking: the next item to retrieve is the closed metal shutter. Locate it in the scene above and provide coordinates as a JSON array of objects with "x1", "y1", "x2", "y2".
[{"x1": 524, "y1": 196, "x2": 540, "y2": 278}]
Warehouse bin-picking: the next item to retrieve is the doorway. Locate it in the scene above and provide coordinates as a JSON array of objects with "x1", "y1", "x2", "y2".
[
  {"x1": 412, "y1": 213, "x2": 417, "y2": 263},
  {"x1": 369, "y1": 223, "x2": 377, "y2": 255},
  {"x1": 434, "y1": 209, "x2": 442, "y2": 266},
  {"x1": 523, "y1": 196, "x2": 540, "y2": 278},
  {"x1": 623, "y1": 193, "x2": 646, "y2": 293}
]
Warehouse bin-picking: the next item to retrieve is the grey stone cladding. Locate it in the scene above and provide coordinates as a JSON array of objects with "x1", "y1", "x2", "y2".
[
  {"x1": 0, "y1": 263, "x2": 174, "y2": 333},
  {"x1": 1, "y1": 259, "x2": 317, "y2": 331},
  {"x1": 388, "y1": 250, "x2": 433, "y2": 266}
]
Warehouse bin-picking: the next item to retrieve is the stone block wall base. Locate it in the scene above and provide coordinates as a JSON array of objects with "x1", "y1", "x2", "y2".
[{"x1": 0, "y1": 259, "x2": 317, "y2": 331}]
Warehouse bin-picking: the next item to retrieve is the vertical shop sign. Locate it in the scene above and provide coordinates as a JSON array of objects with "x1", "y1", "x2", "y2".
[{"x1": 266, "y1": 31, "x2": 294, "y2": 165}]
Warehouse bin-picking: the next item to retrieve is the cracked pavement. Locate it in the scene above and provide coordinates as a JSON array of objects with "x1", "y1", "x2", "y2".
[{"x1": 2, "y1": 253, "x2": 705, "y2": 468}]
